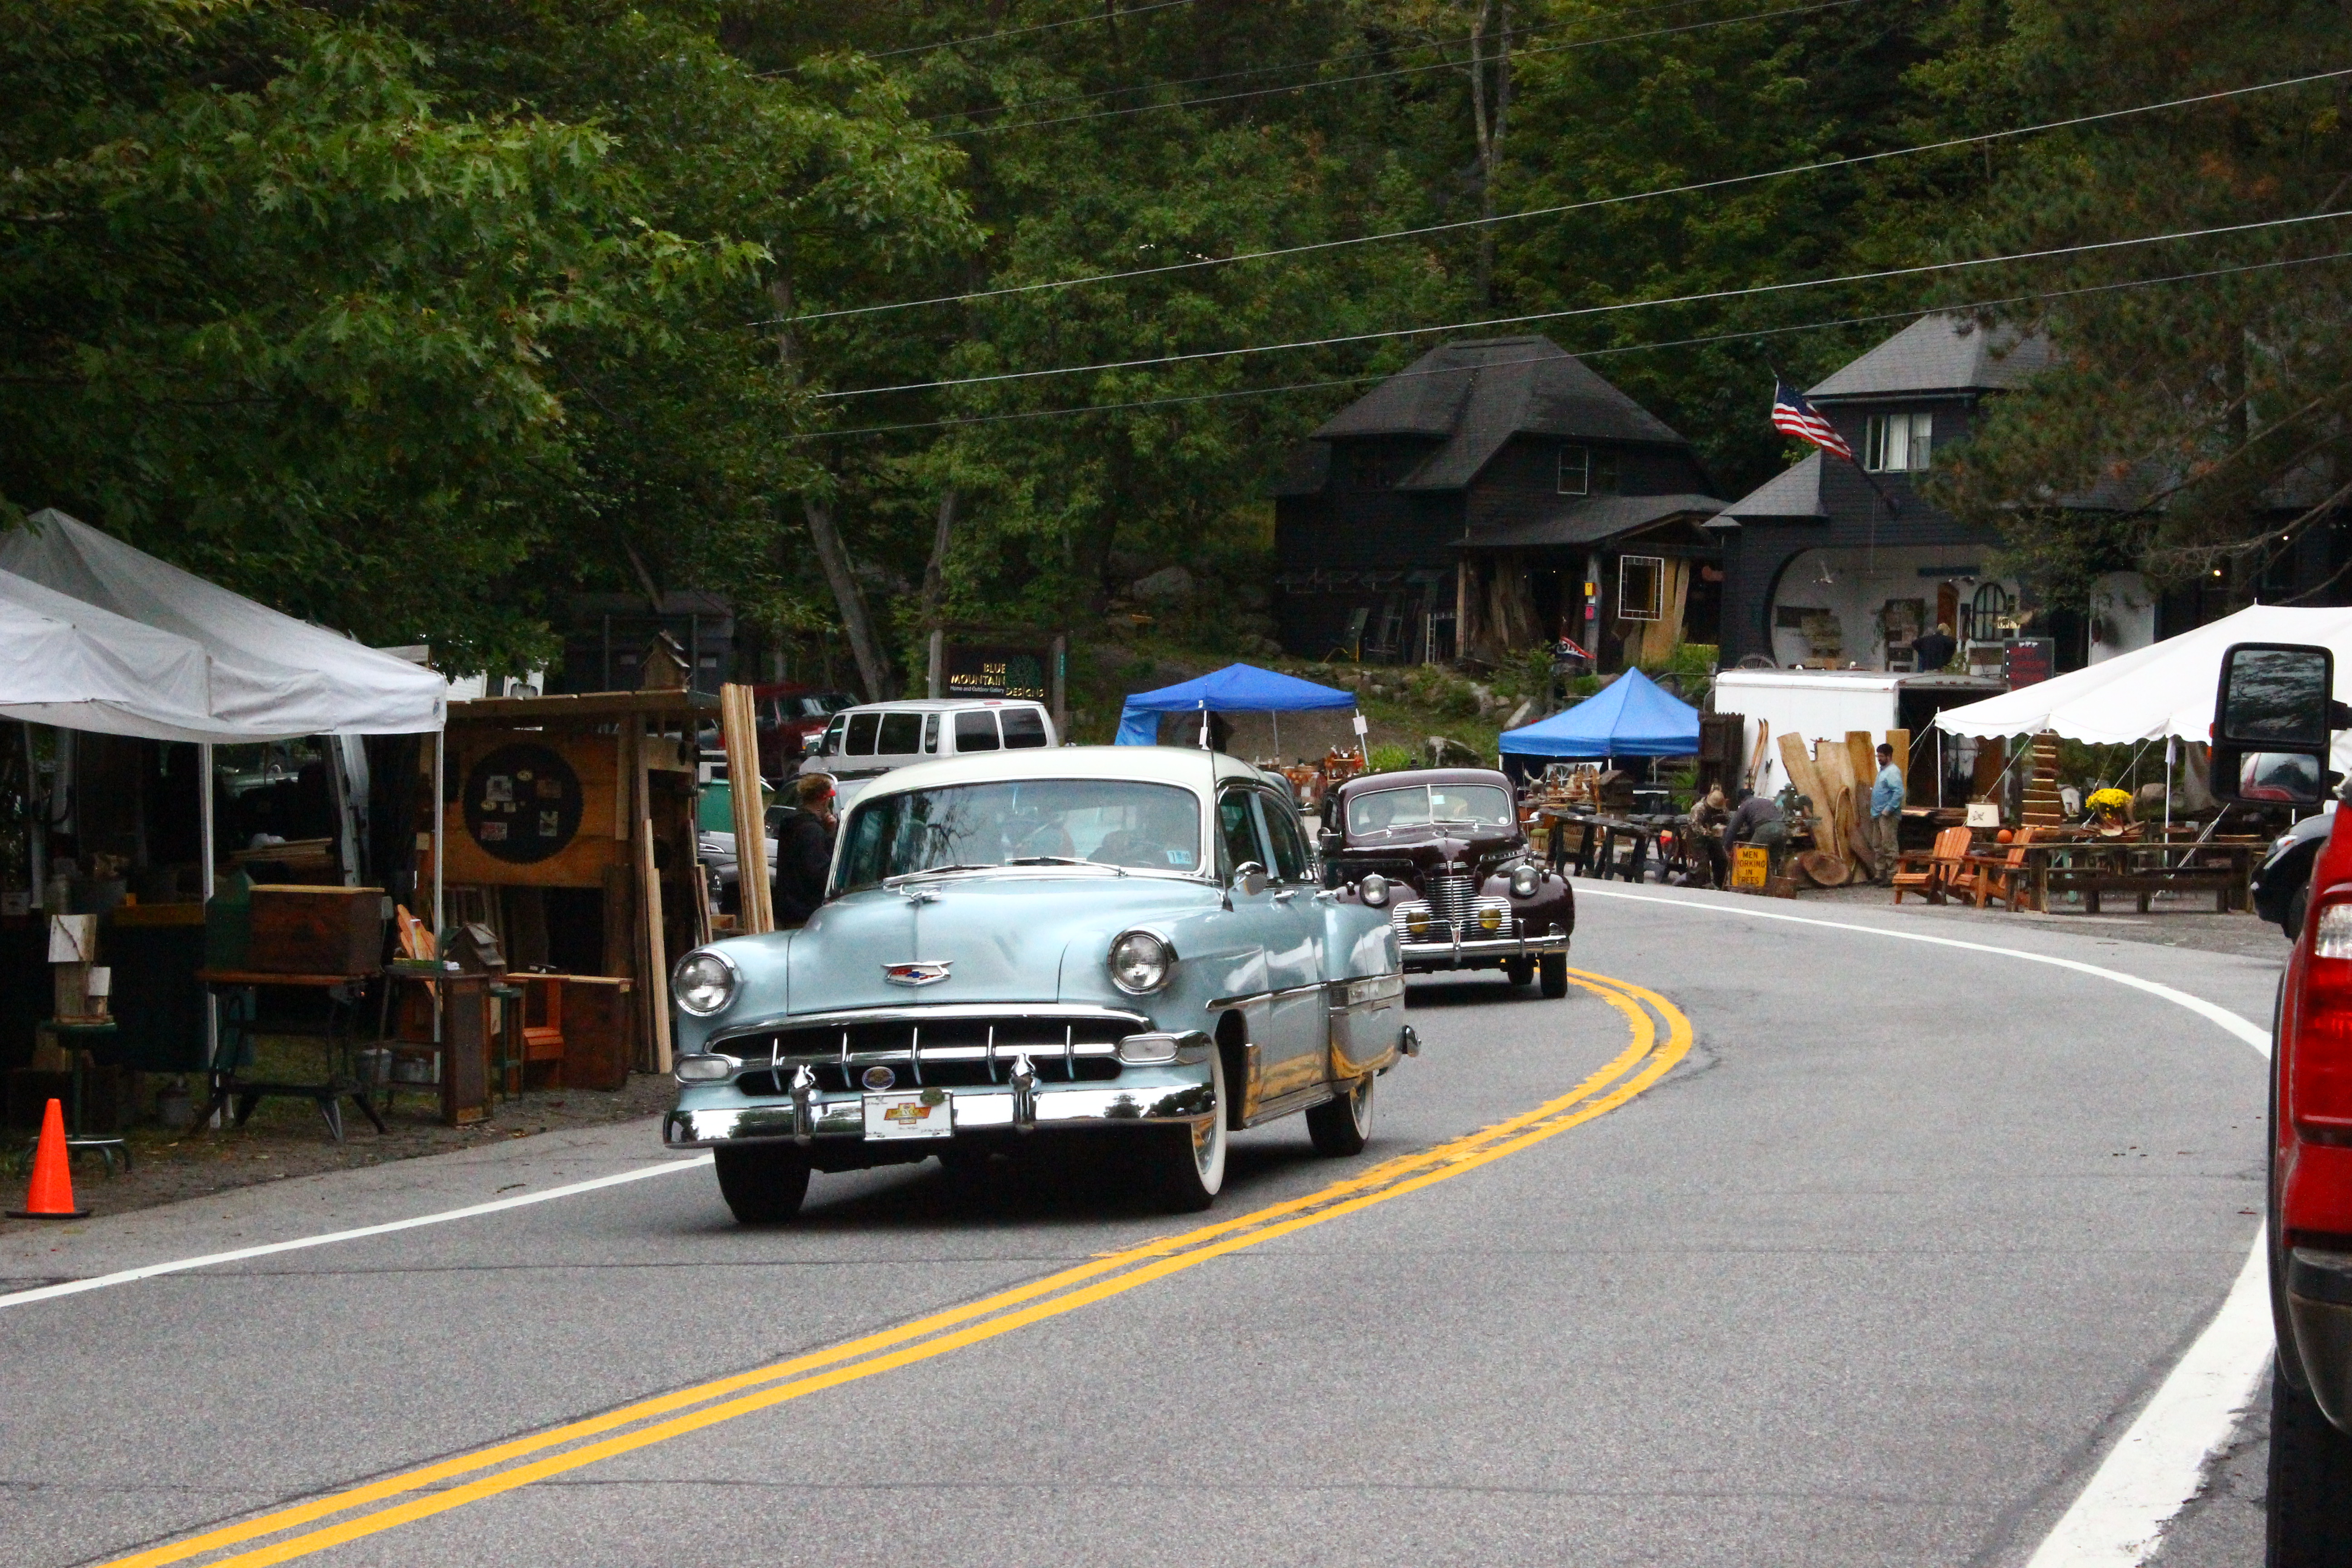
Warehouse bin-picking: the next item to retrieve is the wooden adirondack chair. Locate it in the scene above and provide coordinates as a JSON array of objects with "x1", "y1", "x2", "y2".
[
  {"x1": 1963, "y1": 826, "x2": 2039, "y2": 910},
  {"x1": 1891, "y1": 826, "x2": 1972, "y2": 904}
]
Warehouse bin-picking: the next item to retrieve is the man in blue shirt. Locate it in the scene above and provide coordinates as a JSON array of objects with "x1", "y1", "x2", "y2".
[{"x1": 1868, "y1": 742, "x2": 1905, "y2": 885}]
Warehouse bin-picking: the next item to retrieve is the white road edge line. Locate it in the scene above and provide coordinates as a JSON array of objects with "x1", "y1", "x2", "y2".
[
  {"x1": 1580, "y1": 886, "x2": 2272, "y2": 1568},
  {"x1": 0, "y1": 1156, "x2": 713, "y2": 1311}
]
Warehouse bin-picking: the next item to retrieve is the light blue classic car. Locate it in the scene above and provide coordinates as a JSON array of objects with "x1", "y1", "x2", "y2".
[{"x1": 663, "y1": 747, "x2": 1415, "y2": 1221}]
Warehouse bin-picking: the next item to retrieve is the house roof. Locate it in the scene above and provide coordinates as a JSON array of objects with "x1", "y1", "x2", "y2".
[
  {"x1": 1458, "y1": 493, "x2": 1725, "y2": 550},
  {"x1": 1808, "y1": 313, "x2": 2051, "y2": 402},
  {"x1": 1308, "y1": 336, "x2": 1690, "y2": 492},
  {"x1": 1720, "y1": 451, "x2": 1830, "y2": 520},
  {"x1": 1267, "y1": 441, "x2": 1332, "y2": 498}
]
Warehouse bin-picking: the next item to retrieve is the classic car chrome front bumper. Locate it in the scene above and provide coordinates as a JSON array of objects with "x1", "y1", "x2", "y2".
[
  {"x1": 664, "y1": 1077, "x2": 1216, "y2": 1148},
  {"x1": 1397, "y1": 931, "x2": 1572, "y2": 970}
]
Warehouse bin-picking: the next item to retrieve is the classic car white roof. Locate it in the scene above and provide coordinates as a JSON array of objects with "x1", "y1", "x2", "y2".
[{"x1": 849, "y1": 744, "x2": 1260, "y2": 800}]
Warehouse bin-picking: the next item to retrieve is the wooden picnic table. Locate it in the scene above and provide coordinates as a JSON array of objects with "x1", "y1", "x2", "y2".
[
  {"x1": 2007, "y1": 836, "x2": 2267, "y2": 915},
  {"x1": 1540, "y1": 808, "x2": 1671, "y2": 882}
]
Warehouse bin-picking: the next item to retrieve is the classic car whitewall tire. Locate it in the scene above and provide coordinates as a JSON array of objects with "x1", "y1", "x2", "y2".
[
  {"x1": 1305, "y1": 1071, "x2": 1376, "y2": 1157},
  {"x1": 1539, "y1": 952, "x2": 1570, "y2": 999},
  {"x1": 1147, "y1": 1052, "x2": 1228, "y2": 1213},
  {"x1": 714, "y1": 1145, "x2": 812, "y2": 1225}
]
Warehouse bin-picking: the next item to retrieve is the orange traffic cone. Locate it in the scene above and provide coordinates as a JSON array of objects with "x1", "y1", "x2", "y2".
[{"x1": 9, "y1": 1099, "x2": 88, "y2": 1220}]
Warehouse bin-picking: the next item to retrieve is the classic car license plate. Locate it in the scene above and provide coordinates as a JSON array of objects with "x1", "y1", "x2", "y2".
[{"x1": 862, "y1": 1089, "x2": 952, "y2": 1140}]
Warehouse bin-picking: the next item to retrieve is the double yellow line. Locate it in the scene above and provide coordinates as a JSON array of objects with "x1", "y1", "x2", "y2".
[{"x1": 103, "y1": 967, "x2": 1690, "y2": 1568}]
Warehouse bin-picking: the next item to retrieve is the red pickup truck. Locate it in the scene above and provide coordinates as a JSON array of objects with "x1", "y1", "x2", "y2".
[{"x1": 2211, "y1": 642, "x2": 2352, "y2": 1563}]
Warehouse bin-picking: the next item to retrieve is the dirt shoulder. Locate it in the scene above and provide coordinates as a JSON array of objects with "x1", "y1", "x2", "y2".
[{"x1": 0, "y1": 1062, "x2": 672, "y2": 1232}]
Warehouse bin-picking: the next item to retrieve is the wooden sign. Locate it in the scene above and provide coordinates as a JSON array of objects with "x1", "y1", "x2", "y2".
[
  {"x1": 1730, "y1": 844, "x2": 1769, "y2": 890},
  {"x1": 442, "y1": 730, "x2": 621, "y2": 888},
  {"x1": 943, "y1": 644, "x2": 1049, "y2": 701}
]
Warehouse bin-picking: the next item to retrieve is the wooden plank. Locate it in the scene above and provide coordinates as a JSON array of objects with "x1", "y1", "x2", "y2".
[
  {"x1": 632, "y1": 719, "x2": 671, "y2": 1074},
  {"x1": 1885, "y1": 728, "x2": 1911, "y2": 799},
  {"x1": 1844, "y1": 730, "x2": 1877, "y2": 800},
  {"x1": 722, "y1": 683, "x2": 774, "y2": 935}
]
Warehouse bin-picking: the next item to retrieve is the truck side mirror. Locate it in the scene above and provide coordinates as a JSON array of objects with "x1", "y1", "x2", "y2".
[{"x1": 2210, "y1": 642, "x2": 2341, "y2": 808}]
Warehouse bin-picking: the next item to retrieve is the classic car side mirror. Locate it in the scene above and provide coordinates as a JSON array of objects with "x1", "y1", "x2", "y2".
[
  {"x1": 1317, "y1": 829, "x2": 1342, "y2": 856},
  {"x1": 1231, "y1": 861, "x2": 1269, "y2": 898},
  {"x1": 2209, "y1": 641, "x2": 2347, "y2": 808}
]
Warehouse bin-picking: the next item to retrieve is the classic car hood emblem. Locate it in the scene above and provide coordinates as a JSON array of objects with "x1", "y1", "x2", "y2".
[{"x1": 882, "y1": 960, "x2": 952, "y2": 987}]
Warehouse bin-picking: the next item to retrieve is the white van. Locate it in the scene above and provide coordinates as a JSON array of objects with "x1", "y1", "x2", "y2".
[{"x1": 801, "y1": 699, "x2": 1058, "y2": 788}]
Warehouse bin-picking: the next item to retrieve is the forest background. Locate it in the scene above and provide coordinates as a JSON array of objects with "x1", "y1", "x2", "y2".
[{"x1": 4, "y1": 0, "x2": 2348, "y2": 696}]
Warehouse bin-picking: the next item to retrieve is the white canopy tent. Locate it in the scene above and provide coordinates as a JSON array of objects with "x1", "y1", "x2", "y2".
[
  {"x1": 0, "y1": 568, "x2": 231, "y2": 742},
  {"x1": 1932, "y1": 605, "x2": 2352, "y2": 828},
  {"x1": 1, "y1": 510, "x2": 450, "y2": 1074},
  {"x1": 0, "y1": 509, "x2": 445, "y2": 740},
  {"x1": 1932, "y1": 605, "x2": 2352, "y2": 745}
]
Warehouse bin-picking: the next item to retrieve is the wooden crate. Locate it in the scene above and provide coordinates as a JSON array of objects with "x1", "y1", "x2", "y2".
[
  {"x1": 245, "y1": 886, "x2": 387, "y2": 976},
  {"x1": 560, "y1": 977, "x2": 635, "y2": 1091}
]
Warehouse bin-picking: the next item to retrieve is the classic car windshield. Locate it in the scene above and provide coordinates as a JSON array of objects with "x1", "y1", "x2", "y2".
[
  {"x1": 834, "y1": 779, "x2": 1205, "y2": 892},
  {"x1": 1349, "y1": 783, "x2": 1515, "y2": 836}
]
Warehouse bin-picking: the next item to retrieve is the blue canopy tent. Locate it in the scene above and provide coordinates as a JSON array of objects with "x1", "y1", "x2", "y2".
[
  {"x1": 1498, "y1": 668, "x2": 1700, "y2": 760},
  {"x1": 1115, "y1": 662, "x2": 1356, "y2": 746}
]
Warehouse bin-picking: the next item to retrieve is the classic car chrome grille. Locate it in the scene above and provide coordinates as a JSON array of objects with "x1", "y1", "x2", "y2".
[
  {"x1": 1427, "y1": 871, "x2": 1477, "y2": 925},
  {"x1": 727, "y1": 1011, "x2": 1136, "y2": 1095},
  {"x1": 1391, "y1": 896, "x2": 1514, "y2": 941}
]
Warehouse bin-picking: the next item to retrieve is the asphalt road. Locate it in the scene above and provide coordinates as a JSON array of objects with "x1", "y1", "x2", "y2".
[{"x1": 0, "y1": 886, "x2": 2283, "y2": 1568}]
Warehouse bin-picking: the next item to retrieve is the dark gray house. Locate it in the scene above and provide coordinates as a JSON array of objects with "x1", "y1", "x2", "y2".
[
  {"x1": 1272, "y1": 337, "x2": 1725, "y2": 669},
  {"x1": 1715, "y1": 315, "x2": 2062, "y2": 671}
]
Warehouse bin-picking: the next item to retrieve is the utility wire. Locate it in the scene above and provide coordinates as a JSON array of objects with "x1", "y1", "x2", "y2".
[
  {"x1": 913, "y1": 0, "x2": 1718, "y2": 124},
  {"x1": 789, "y1": 0, "x2": 1200, "y2": 70},
  {"x1": 769, "y1": 66, "x2": 2352, "y2": 325},
  {"x1": 818, "y1": 208, "x2": 2352, "y2": 400},
  {"x1": 788, "y1": 246, "x2": 2352, "y2": 441},
  {"x1": 938, "y1": 0, "x2": 1869, "y2": 140}
]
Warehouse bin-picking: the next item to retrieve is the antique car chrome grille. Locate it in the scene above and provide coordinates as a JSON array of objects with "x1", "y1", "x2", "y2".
[
  {"x1": 1391, "y1": 895, "x2": 1514, "y2": 941},
  {"x1": 727, "y1": 1010, "x2": 1137, "y2": 1095},
  {"x1": 1426, "y1": 871, "x2": 1478, "y2": 925}
]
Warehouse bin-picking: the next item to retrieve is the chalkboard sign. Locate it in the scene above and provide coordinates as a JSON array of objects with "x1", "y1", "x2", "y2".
[
  {"x1": 944, "y1": 644, "x2": 1049, "y2": 701},
  {"x1": 2003, "y1": 638, "x2": 2055, "y2": 690},
  {"x1": 463, "y1": 742, "x2": 584, "y2": 865}
]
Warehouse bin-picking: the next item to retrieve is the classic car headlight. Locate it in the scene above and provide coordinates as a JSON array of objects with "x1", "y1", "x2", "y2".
[
  {"x1": 1509, "y1": 863, "x2": 1540, "y2": 899},
  {"x1": 672, "y1": 949, "x2": 739, "y2": 1016},
  {"x1": 1358, "y1": 873, "x2": 1389, "y2": 907},
  {"x1": 673, "y1": 1054, "x2": 735, "y2": 1083},
  {"x1": 1477, "y1": 904, "x2": 1505, "y2": 933},
  {"x1": 1107, "y1": 930, "x2": 1176, "y2": 994}
]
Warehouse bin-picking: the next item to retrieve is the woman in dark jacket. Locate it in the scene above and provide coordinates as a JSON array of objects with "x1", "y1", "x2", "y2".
[{"x1": 773, "y1": 774, "x2": 837, "y2": 927}]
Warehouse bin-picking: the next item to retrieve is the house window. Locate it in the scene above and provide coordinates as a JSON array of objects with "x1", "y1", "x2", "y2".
[
  {"x1": 1556, "y1": 445, "x2": 1619, "y2": 495},
  {"x1": 1617, "y1": 556, "x2": 1664, "y2": 622},
  {"x1": 1865, "y1": 411, "x2": 1934, "y2": 473},
  {"x1": 1348, "y1": 445, "x2": 1409, "y2": 490}
]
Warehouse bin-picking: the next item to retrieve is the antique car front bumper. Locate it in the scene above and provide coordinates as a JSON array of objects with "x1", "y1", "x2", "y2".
[
  {"x1": 663, "y1": 1004, "x2": 1218, "y2": 1151},
  {"x1": 1396, "y1": 930, "x2": 1572, "y2": 969}
]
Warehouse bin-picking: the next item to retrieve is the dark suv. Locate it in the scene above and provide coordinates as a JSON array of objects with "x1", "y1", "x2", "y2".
[{"x1": 1320, "y1": 767, "x2": 1576, "y2": 995}]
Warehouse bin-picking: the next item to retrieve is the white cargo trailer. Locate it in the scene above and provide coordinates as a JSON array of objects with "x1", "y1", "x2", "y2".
[{"x1": 1712, "y1": 668, "x2": 2005, "y2": 804}]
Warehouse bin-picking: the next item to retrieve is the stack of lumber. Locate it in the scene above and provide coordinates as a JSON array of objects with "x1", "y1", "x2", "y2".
[
  {"x1": 2021, "y1": 731, "x2": 2066, "y2": 827},
  {"x1": 1773, "y1": 727, "x2": 1908, "y2": 887}
]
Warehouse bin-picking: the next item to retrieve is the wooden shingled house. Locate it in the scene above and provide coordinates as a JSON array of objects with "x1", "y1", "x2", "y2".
[{"x1": 1270, "y1": 336, "x2": 1726, "y2": 670}]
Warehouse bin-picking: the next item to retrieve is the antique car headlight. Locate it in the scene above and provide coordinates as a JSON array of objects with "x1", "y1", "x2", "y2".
[
  {"x1": 1108, "y1": 930, "x2": 1175, "y2": 994},
  {"x1": 1359, "y1": 873, "x2": 1389, "y2": 907},
  {"x1": 1509, "y1": 863, "x2": 1540, "y2": 899},
  {"x1": 1401, "y1": 904, "x2": 1432, "y2": 936},
  {"x1": 1477, "y1": 903, "x2": 1505, "y2": 933},
  {"x1": 672, "y1": 949, "x2": 739, "y2": 1016}
]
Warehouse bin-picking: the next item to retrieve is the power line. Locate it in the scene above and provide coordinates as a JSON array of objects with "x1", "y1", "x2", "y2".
[
  {"x1": 913, "y1": 0, "x2": 1721, "y2": 127},
  {"x1": 797, "y1": 0, "x2": 1200, "y2": 69},
  {"x1": 769, "y1": 66, "x2": 2352, "y2": 325},
  {"x1": 938, "y1": 0, "x2": 1869, "y2": 140},
  {"x1": 788, "y1": 246, "x2": 2352, "y2": 441},
  {"x1": 818, "y1": 208, "x2": 2352, "y2": 400}
]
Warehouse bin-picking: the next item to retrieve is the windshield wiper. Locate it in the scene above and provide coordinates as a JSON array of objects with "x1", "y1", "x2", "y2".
[
  {"x1": 887, "y1": 863, "x2": 996, "y2": 885},
  {"x1": 1007, "y1": 855, "x2": 1126, "y2": 875}
]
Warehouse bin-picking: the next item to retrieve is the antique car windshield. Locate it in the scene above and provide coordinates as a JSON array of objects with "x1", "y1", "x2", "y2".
[
  {"x1": 1349, "y1": 783, "x2": 1515, "y2": 837},
  {"x1": 834, "y1": 779, "x2": 1205, "y2": 893}
]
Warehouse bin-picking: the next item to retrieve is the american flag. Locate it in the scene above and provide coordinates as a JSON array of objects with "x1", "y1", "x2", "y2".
[{"x1": 1771, "y1": 379, "x2": 1854, "y2": 462}]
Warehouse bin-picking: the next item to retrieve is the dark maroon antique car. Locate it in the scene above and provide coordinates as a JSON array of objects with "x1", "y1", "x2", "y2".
[{"x1": 1319, "y1": 767, "x2": 1575, "y2": 995}]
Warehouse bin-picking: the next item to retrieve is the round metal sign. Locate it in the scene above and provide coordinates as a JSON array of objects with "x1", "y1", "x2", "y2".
[{"x1": 462, "y1": 743, "x2": 584, "y2": 865}]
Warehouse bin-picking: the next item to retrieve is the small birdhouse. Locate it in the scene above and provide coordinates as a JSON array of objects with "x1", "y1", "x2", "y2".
[{"x1": 638, "y1": 631, "x2": 691, "y2": 692}]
